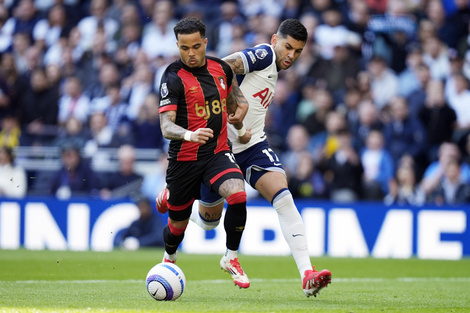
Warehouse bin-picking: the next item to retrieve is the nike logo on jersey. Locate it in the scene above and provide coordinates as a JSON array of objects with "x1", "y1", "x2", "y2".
[
  {"x1": 267, "y1": 75, "x2": 273, "y2": 79},
  {"x1": 292, "y1": 234, "x2": 304, "y2": 237}
]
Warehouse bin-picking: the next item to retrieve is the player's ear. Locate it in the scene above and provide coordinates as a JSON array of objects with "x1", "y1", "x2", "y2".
[
  {"x1": 204, "y1": 37, "x2": 208, "y2": 47},
  {"x1": 271, "y1": 34, "x2": 278, "y2": 47}
]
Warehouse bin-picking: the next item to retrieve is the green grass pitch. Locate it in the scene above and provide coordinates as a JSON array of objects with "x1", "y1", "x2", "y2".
[{"x1": 1, "y1": 249, "x2": 469, "y2": 312}]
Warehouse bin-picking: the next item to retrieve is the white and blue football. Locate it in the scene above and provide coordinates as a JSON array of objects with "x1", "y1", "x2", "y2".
[{"x1": 146, "y1": 262, "x2": 186, "y2": 301}]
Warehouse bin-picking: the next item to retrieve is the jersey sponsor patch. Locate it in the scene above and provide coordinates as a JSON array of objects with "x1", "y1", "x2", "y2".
[
  {"x1": 161, "y1": 83, "x2": 169, "y2": 98},
  {"x1": 255, "y1": 48, "x2": 268, "y2": 60},
  {"x1": 247, "y1": 51, "x2": 256, "y2": 64},
  {"x1": 160, "y1": 98, "x2": 171, "y2": 105}
]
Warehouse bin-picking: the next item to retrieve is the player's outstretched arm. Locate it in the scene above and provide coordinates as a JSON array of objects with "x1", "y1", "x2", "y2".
[{"x1": 160, "y1": 110, "x2": 213, "y2": 144}]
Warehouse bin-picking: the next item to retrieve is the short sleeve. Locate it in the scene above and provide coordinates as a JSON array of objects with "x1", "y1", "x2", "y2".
[
  {"x1": 159, "y1": 68, "x2": 182, "y2": 113},
  {"x1": 237, "y1": 44, "x2": 274, "y2": 74}
]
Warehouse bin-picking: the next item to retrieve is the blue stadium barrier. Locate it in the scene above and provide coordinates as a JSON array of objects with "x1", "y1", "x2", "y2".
[{"x1": 0, "y1": 197, "x2": 468, "y2": 259}]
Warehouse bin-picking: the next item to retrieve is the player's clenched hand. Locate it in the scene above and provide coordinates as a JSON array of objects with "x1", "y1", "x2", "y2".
[
  {"x1": 192, "y1": 128, "x2": 214, "y2": 144},
  {"x1": 228, "y1": 111, "x2": 244, "y2": 125},
  {"x1": 238, "y1": 129, "x2": 252, "y2": 144}
]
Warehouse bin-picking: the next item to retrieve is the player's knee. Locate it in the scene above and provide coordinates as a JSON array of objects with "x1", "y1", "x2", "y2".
[
  {"x1": 198, "y1": 209, "x2": 221, "y2": 230},
  {"x1": 167, "y1": 219, "x2": 188, "y2": 236},
  {"x1": 200, "y1": 220, "x2": 219, "y2": 230},
  {"x1": 226, "y1": 191, "x2": 247, "y2": 205},
  {"x1": 271, "y1": 188, "x2": 292, "y2": 205},
  {"x1": 272, "y1": 189, "x2": 298, "y2": 214}
]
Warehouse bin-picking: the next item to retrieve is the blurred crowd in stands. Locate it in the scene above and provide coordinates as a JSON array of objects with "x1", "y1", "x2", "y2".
[{"x1": 0, "y1": 0, "x2": 469, "y2": 205}]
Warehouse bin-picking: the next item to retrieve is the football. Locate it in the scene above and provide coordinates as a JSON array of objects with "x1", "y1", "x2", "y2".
[{"x1": 146, "y1": 262, "x2": 186, "y2": 301}]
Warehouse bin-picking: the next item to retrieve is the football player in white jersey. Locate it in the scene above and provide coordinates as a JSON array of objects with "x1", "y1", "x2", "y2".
[{"x1": 157, "y1": 19, "x2": 331, "y2": 297}]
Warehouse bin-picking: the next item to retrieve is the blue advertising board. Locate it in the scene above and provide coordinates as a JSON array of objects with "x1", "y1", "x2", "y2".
[{"x1": 0, "y1": 197, "x2": 468, "y2": 259}]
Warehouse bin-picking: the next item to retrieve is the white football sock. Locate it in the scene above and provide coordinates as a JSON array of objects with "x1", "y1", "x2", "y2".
[
  {"x1": 189, "y1": 202, "x2": 220, "y2": 230},
  {"x1": 224, "y1": 249, "x2": 238, "y2": 260},
  {"x1": 163, "y1": 251, "x2": 177, "y2": 262},
  {"x1": 273, "y1": 190, "x2": 312, "y2": 277}
]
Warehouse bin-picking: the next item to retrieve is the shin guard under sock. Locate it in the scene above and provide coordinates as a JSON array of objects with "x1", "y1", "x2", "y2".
[
  {"x1": 273, "y1": 189, "x2": 312, "y2": 276},
  {"x1": 163, "y1": 222, "x2": 186, "y2": 255},
  {"x1": 224, "y1": 191, "x2": 247, "y2": 251}
]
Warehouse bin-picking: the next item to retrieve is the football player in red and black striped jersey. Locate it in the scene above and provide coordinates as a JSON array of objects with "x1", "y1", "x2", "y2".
[{"x1": 157, "y1": 17, "x2": 250, "y2": 288}]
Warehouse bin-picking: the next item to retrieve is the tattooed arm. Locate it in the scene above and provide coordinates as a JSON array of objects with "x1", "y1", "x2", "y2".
[
  {"x1": 224, "y1": 52, "x2": 248, "y2": 125},
  {"x1": 227, "y1": 76, "x2": 249, "y2": 124},
  {"x1": 223, "y1": 52, "x2": 245, "y2": 75},
  {"x1": 226, "y1": 89, "x2": 251, "y2": 144},
  {"x1": 226, "y1": 85, "x2": 247, "y2": 119},
  {"x1": 226, "y1": 77, "x2": 251, "y2": 144},
  {"x1": 160, "y1": 110, "x2": 213, "y2": 144},
  {"x1": 223, "y1": 53, "x2": 251, "y2": 144}
]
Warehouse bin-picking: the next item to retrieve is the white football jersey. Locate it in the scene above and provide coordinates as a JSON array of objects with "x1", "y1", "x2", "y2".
[{"x1": 228, "y1": 44, "x2": 278, "y2": 154}]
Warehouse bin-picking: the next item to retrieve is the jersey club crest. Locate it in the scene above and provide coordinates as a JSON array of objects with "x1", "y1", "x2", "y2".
[
  {"x1": 255, "y1": 48, "x2": 268, "y2": 60},
  {"x1": 217, "y1": 76, "x2": 226, "y2": 90}
]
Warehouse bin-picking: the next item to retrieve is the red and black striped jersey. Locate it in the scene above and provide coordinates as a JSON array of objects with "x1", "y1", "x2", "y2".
[{"x1": 159, "y1": 56, "x2": 233, "y2": 161}]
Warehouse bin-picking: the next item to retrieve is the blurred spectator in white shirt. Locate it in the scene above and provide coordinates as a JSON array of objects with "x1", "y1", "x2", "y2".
[
  {"x1": 58, "y1": 76, "x2": 90, "y2": 126},
  {"x1": 140, "y1": 0, "x2": 178, "y2": 61},
  {"x1": 0, "y1": 146, "x2": 27, "y2": 198},
  {"x1": 76, "y1": 0, "x2": 119, "y2": 52},
  {"x1": 91, "y1": 83, "x2": 128, "y2": 133},
  {"x1": 12, "y1": 31, "x2": 34, "y2": 74},
  {"x1": 239, "y1": 0, "x2": 284, "y2": 19},
  {"x1": 367, "y1": 56, "x2": 399, "y2": 110},
  {"x1": 0, "y1": 5, "x2": 12, "y2": 53},
  {"x1": 4, "y1": 0, "x2": 40, "y2": 37},
  {"x1": 33, "y1": 3, "x2": 72, "y2": 53},
  {"x1": 422, "y1": 35, "x2": 451, "y2": 81},
  {"x1": 384, "y1": 163, "x2": 425, "y2": 206},
  {"x1": 83, "y1": 111, "x2": 113, "y2": 156},
  {"x1": 446, "y1": 72, "x2": 470, "y2": 143},
  {"x1": 122, "y1": 63, "x2": 154, "y2": 121},
  {"x1": 315, "y1": 8, "x2": 352, "y2": 60}
]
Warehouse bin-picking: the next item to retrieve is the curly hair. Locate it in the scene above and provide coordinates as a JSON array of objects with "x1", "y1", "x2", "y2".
[{"x1": 173, "y1": 17, "x2": 206, "y2": 39}]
